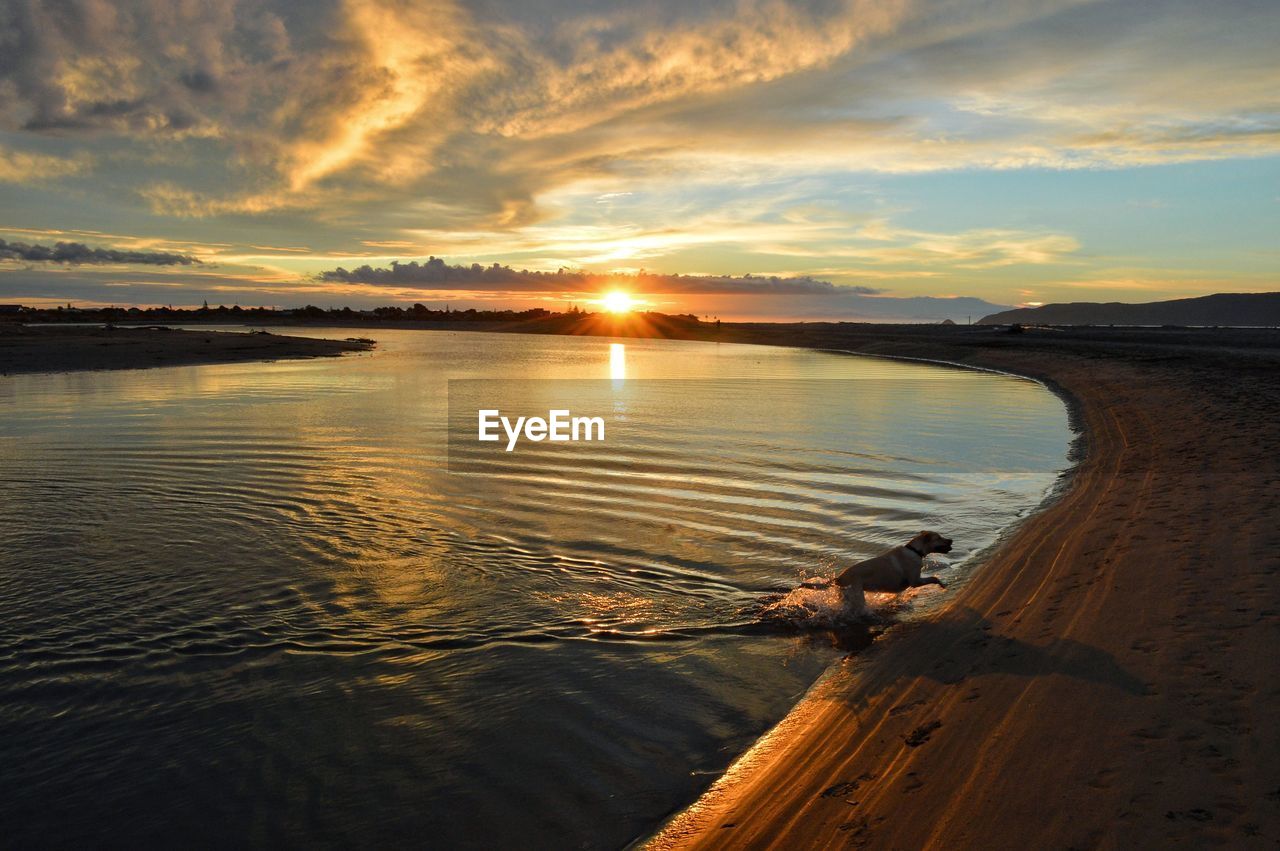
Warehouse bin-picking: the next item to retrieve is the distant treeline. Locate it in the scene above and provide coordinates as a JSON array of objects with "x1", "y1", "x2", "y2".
[{"x1": 1, "y1": 302, "x2": 704, "y2": 325}]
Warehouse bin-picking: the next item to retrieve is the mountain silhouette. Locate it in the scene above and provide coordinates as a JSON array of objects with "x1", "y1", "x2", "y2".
[{"x1": 979, "y1": 291, "x2": 1280, "y2": 326}]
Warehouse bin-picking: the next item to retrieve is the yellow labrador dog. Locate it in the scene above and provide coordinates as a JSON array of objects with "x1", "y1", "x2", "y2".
[{"x1": 834, "y1": 531, "x2": 953, "y2": 615}]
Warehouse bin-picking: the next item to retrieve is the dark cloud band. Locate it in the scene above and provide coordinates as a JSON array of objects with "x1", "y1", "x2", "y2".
[
  {"x1": 318, "y1": 257, "x2": 880, "y2": 296},
  {"x1": 0, "y1": 238, "x2": 200, "y2": 266}
]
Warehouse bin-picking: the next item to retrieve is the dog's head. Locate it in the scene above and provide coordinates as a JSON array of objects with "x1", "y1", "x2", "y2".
[{"x1": 911, "y1": 530, "x2": 953, "y2": 554}]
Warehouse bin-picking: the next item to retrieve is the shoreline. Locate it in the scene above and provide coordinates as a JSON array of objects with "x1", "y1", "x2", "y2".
[
  {"x1": 636, "y1": 341, "x2": 1090, "y2": 849},
  {"x1": 0, "y1": 325, "x2": 373, "y2": 376},
  {"x1": 631, "y1": 324, "x2": 1280, "y2": 848},
  {"x1": 8, "y1": 318, "x2": 1276, "y2": 845}
]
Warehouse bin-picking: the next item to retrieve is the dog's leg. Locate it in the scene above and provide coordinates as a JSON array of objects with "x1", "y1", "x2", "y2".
[
  {"x1": 911, "y1": 576, "x2": 946, "y2": 589},
  {"x1": 841, "y1": 580, "x2": 870, "y2": 617},
  {"x1": 906, "y1": 561, "x2": 923, "y2": 587}
]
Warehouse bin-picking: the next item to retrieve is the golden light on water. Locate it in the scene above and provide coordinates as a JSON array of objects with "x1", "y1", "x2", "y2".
[{"x1": 610, "y1": 343, "x2": 626, "y2": 380}]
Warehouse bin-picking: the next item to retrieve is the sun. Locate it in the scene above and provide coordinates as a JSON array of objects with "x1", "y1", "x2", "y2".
[{"x1": 600, "y1": 290, "x2": 638, "y2": 314}]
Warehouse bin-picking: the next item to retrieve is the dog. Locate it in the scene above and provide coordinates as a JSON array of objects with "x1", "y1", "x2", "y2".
[{"x1": 831, "y1": 530, "x2": 953, "y2": 615}]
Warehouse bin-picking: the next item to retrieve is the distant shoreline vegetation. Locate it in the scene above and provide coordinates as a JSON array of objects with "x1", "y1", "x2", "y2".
[
  {"x1": 1, "y1": 302, "x2": 703, "y2": 325},
  {"x1": 9, "y1": 288, "x2": 1277, "y2": 328}
]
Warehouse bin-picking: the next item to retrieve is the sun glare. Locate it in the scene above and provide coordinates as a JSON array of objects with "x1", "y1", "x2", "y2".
[{"x1": 600, "y1": 291, "x2": 637, "y2": 314}]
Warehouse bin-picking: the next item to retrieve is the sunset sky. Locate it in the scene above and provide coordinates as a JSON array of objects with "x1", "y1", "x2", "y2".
[{"x1": 1, "y1": 0, "x2": 1277, "y2": 321}]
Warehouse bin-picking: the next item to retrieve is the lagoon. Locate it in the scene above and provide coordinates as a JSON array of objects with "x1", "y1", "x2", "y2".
[{"x1": 0, "y1": 329, "x2": 1070, "y2": 849}]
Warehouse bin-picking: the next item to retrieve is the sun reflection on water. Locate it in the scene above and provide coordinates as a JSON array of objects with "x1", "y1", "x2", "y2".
[{"x1": 609, "y1": 342, "x2": 626, "y2": 381}]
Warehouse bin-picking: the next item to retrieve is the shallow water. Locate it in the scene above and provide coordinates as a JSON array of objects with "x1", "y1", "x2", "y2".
[{"x1": 0, "y1": 330, "x2": 1070, "y2": 848}]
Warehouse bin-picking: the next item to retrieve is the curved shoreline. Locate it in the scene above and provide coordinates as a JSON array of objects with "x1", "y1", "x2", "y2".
[
  {"x1": 632, "y1": 326, "x2": 1280, "y2": 849},
  {"x1": 637, "y1": 342, "x2": 1088, "y2": 849}
]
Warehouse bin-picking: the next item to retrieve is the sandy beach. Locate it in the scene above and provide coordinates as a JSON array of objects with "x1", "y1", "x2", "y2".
[
  {"x1": 0, "y1": 324, "x2": 373, "y2": 375},
  {"x1": 623, "y1": 323, "x2": 1280, "y2": 848}
]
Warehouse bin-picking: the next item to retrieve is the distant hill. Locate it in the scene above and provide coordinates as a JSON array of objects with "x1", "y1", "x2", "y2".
[{"x1": 978, "y1": 292, "x2": 1280, "y2": 327}]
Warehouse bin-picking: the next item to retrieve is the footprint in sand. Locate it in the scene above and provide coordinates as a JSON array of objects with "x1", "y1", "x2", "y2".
[{"x1": 904, "y1": 720, "x2": 942, "y2": 747}]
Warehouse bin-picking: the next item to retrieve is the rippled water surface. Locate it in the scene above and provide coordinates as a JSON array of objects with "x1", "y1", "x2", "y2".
[{"x1": 0, "y1": 330, "x2": 1070, "y2": 848}]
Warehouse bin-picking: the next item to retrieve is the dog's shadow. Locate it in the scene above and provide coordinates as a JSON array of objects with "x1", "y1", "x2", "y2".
[{"x1": 821, "y1": 605, "x2": 1147, "y2": 699}]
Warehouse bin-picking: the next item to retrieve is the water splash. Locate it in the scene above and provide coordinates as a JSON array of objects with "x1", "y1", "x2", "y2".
[
  {"x1": 757, "y1": 579, "x2": 843, "y2": 628},
  {"x1": 760, "y1": 557, "x2": 952, "y2": 630}
]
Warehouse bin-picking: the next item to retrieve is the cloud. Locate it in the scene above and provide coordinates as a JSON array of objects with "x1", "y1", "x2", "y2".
[
  {"x1": 0, "y1": 0, "x2": 1276, "y2": 313},
  {"x1": 0, "y1": 237, "x2": 199, "y2": 265},
  {"x1": 471, "y1": 0, "x2": 911, "y2": 140},
  {"x1": 841, "y1": 227, "x2": 1081, "y2": 268},
  {"x1": 1, "y1": 0, "x2": 248, "y2": 136},
  {"x1": 20, "y1": 0, "x2": 1276, "y2": 224},
  {"x1": 317, "y1": 256, "x2": 881, "y2": 296},
  {"x1": 0, "y1": 263, "x2": 1005, "y2": 322},
  {"x1": 0, "y1": 146, "x2": 91, "y2": 183},
  {"x1": 384, "y1": 203, "x2": 1081, "y2": 277},
  {"x1": 139, "y1": 182, "x2": 303, "y2": 218}
]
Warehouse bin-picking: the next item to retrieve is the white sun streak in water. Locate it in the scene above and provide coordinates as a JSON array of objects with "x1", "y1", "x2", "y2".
[{"x1": 610, "y1": 343, "x2": 626, "y2": 381}]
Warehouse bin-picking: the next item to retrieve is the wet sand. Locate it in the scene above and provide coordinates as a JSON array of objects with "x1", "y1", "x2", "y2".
[
  {"x1": 629, "y1": 324, "x2": 1280, "y2": 849},
  {"x1": 0, "y1": 324, "x2": 372, "y2": 375}
]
